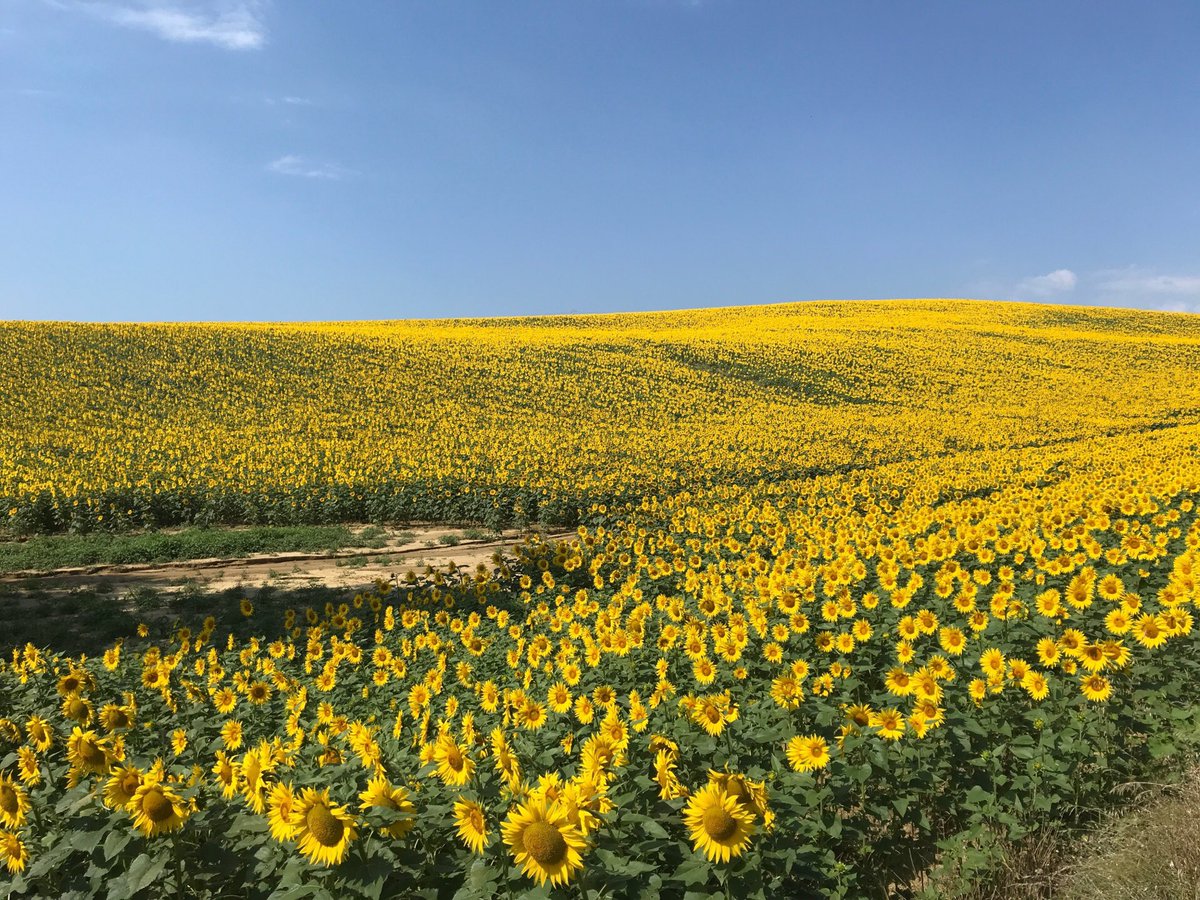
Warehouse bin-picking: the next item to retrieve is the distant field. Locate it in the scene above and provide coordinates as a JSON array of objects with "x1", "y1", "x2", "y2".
[
  {"x1": 4, "y1": 300, "x2": 1200, "y2": 899},
  {"x1": 3, "y1": 299, "x2": 1199, "y2": 534}
]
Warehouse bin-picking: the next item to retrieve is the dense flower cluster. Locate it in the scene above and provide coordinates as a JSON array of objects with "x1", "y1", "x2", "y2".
[{"x1": 3, "y1": 300, "x2": 1199, "y2": 533}]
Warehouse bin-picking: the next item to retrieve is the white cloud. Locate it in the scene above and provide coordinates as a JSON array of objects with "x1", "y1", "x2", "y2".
[
  {"x1": 266, "y1": 154, "x2": 352, "y2": 180},
  {"x1": 49, "y1": 1, "x2": 267, "y2": 50},
  {"x1": 1017, "y1": 268, "x2": 1078, "y2": 297}
]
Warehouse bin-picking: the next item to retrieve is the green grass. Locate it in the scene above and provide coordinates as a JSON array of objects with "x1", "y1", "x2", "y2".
[{"x1": 0, "y1": 524, "x2": 387, "y2": 574}]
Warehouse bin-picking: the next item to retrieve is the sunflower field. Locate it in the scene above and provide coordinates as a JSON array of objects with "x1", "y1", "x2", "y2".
[
  {"x1": 3, "y1": 300, "x2": 1199, "y2": 535},
  {"x1": 3, "y1": 300, "x2": 1200, "y2": 898}
]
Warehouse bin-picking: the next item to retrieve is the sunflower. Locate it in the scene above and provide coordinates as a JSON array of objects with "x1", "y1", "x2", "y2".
[
  {"x1": 290, "y1": 787, "x2": 358, "y2": 867},
  {"x1": 654, "y1": 748, "x2": 688, "y2": 800},
  {"x1": 691, "y1": 695, "x2": 736, "y2": 736},
  {"x1": 979, "y1": 648, "x2": 1005, "y2": 677},
  {"x1": 171, "y1": 728, "x2": 188, "y2": 756},
  {"x1": 785, "y1": 735, "x2": 831, "y2": 773},
  {"x1": 359, "y1": 775, "x2": 415, "y2": 838},
  {"x1": 580, "y1": 734, "x2": 624, "y2": 785},
  {"x1": 16, "y1": 747, "x2": 40, "y2": 787},
  {"x1": 267, "y1": 781, "x2": 300, "y2": 842},
  {"x1": 247, "y1": 681, "x2": 273, "y2": 705},
  {"x1": 0, "y1": 776, "x2": 30, "y2": 829},
  {"x1": 1035, "y1": 637, "x2": 1061, "y2": 667},
  {"x1": 938, "y1": 627, "x2": 966, "y2": 655},
  {"x1": 66, "y1": 727, "x2": 111, "y2": 776},
  {"x1": 1080, "y1": 674, "x2": 1113, "y2": 703},
  {"x1": 1131, "y1": 614, "x2": 1168, "y2": 649},
  {"x1": 1022, "y1": 671, "x2": 1050, "y2": 701},
  {"x1": 60, "y1": 692, "x2": 94, "y2": 726},
  {"x1": 127, "y1": 776, "x2": 189, "y2": 837},
  {"x1": 501, "y1": 797, "x2": 587, "y2": 887},
  {"x1": 520, "y1": 700, "x2": 548, "y2": 731},
  {"x1": 870, "y1": 708, "x2": 905, "y2": 741},
  {"x1": 682, "y1": 783, "x2": 754, "y2": 863},
  {"x1": 433, "y1": 736, "x2": 475, "y2": 787},
  {"x1": 1078, "y1": 643, "x2": 1108, "y2": 673},
  {"x1": 102, "y1": 765, "x2": 143, "y2": 810},
  {"x1": 1104, "y1": 609, "x2": 1132, "y2": 635},
  {"x1": 454, "y1": 797, "x2": 489, "y2": 854},
  {"x1": 220, "y1": 720, "x2": 244, "y2": 751},
  {"x1": 25, "y1": 716, "x2": 53, "y2": 751},
  {"x1": 212, "y1": 688, "x2": 238, "y2": 714},
  {"x1": 0, "y1": 829, "x2": 29, "y2": 875},
  {"x1": 212, "y1": 751, "x2": 240, "y2": 799},
  {"x1": 557, "y1": 779, "x2": 607, "y2": 835}
]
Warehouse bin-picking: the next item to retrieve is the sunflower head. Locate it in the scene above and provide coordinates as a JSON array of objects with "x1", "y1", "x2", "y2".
[
  {"x1": 67, "y1": 728, "x2": 112, "y2": 776},
  {"x1": 501, "y1": 798, "x2": 587, "y2": 887},
  {"x1": 291, "y1": 787, "x2": 358, "y2": 867},
  {"x1": 359, "y1": 776, "x2": 415, "y2": 838},
  {"x1": 128, "y1": 777, "x2": 189, "y2": 837},
  {"x1": 0, "y1": 777, "x2": 30, "y2": 829},
  {"x1": 102, "y1": 765, "x2": 143, "y2": 811},
  {"x1": 454, "y1": 797, "x2": 489, "y2": 854},
  {"x1": 682, "y1": 783, "x2": 755, "y2": 864}
]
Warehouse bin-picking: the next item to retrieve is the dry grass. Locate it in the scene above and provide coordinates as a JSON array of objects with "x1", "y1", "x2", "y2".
[
  {"x1": 1056, "y1": 773, "x2": 1200, "y2": 900},
  {"x1": 914, "y1": 771, "x2": 1200, "y2": 899}
]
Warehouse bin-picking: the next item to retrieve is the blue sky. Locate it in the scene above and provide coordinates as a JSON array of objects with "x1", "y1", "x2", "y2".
[{"x1": 2, "y1": 1, "x2": 1198, "y2": 321}]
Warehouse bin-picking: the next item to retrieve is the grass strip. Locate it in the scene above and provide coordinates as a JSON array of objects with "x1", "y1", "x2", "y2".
[{"x1": 0, "y1": 524, "x2": 384, "y2": 573}]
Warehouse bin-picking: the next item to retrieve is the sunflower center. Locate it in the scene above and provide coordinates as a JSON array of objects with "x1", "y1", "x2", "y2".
[
  {"x1": 0, "y1": 784, "x2": 18, "y2": 814},
  {"x1": 445, "y1": 747, "x2": 463, "y2": 769},
  {"x1": 120, "y1": 773, "x2": 141, "y2": 795},
  {"x1": 703, "y1": 806, "x2": 738, "y2": 842},
  {"x1": 142, "y1": 788, "x2": 176, "y2": 823},
  {"x1": 522, "y1": 821, "x2": 567, "y2": 865},
  {"x1": 67, "y1": 697, "x2": 89, "y2": 721},
  {"x1": 306, "y1": 803, "x2": 345, "y2": 847}
]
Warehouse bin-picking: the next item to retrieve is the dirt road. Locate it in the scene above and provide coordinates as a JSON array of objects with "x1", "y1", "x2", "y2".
[{"x1": 0, "y1": 525, "x2": 574, "y2": 600}]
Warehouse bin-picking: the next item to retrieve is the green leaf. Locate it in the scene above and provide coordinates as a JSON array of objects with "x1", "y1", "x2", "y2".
[
  {"x1": 123, "y1": 851, "x2": 170, "y2": 896},
  {"x1": 672, "y1": 856, "x2": 711, "y2": 886},
  {"x1": 103, "y1": 829, "x2": 132, "y2": 861}
]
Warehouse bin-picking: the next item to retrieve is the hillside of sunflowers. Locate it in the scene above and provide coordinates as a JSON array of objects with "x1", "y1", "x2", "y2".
[{"x1": 3, "y1": 299, "x2": 1200, "y2": 898}]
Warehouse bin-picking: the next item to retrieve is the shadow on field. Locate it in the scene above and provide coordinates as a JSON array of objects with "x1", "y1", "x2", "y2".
[
  {"x1": 0, "y1": 578, "x2": 355, "y2": 658},
  {"x1": 0, "y1": 581, "x2": 353, "y2": 656}
]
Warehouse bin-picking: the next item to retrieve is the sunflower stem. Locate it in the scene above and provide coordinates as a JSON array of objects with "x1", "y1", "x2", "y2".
[{"x1": 172, "y1": 833, "x2": 185, "y2": 898}]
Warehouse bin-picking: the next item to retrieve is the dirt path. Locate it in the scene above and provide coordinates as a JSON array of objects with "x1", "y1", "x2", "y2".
[{"x1": 0, "y1": 525, "x2": 574, "y2": 600}]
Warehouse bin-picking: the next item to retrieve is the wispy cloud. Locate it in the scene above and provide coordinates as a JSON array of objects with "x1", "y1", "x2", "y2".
[
  {"x1": 1094, "y1": 266, "x2": 1200, "y2": 313},
  {"x1": 266, "y1": 154, "x2": 352, "y2": 180},
  {"x1": 1095, "y1": 267, "x2": 1200, "y2": 297},
  {"x1": 1017, "y1": 268, "x2": 1077, "y2": 297},
  {"x1": 48, "y1": 1, "x2": 268, "y2": 50},
  {"x1": 262, "y1": 94, "x2": 313, "y2": 106}
]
